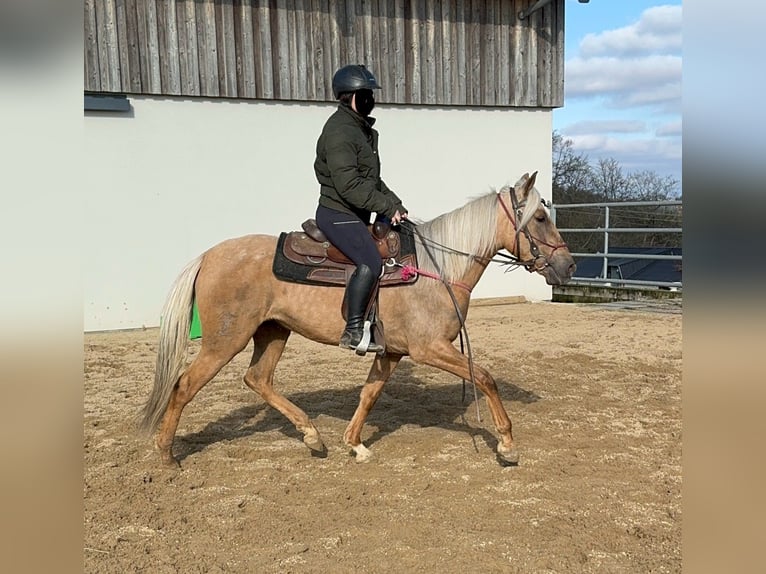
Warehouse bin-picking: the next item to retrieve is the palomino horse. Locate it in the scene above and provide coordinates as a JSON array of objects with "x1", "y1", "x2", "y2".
[{"x1": 139, "y1": 172, "x2": 575, "y2": 466}]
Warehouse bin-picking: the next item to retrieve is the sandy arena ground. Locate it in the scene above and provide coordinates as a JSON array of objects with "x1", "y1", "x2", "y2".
[{"x1": 84, "y1": 300, "x2": 681, "y2": 573}]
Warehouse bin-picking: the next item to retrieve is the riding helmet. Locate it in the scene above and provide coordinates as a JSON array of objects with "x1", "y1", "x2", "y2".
[{"x1": 332, "y1": 65, "x2": 382, "y2": 99}]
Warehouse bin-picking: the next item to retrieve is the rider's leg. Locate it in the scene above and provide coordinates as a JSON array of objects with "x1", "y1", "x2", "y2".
[{"x1": 315, "y1": 206, "x2": 384, "y2": 354}]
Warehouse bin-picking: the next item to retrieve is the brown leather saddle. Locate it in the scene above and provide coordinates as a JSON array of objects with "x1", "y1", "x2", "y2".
[{"x1": 273, "y1": 219, "x2": 418, "y2": 287}]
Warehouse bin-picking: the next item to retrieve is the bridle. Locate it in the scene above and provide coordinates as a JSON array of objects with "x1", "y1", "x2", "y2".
[{"x1": 496, "y1": 189, "x2": 569, "y2": 274}]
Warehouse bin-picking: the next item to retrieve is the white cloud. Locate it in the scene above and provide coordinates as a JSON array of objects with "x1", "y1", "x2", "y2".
[
  {"x1": 559, "y1": 4, "x2": 683, "y2": 180},
  {"x1": 615, "y1": 81, "x2": 681, "y2": 112},
  {"x1": 566, "y1": 5, "x2": 682, "y2": 111},
  {"x1": 566, "y1": 54, "x2": 681, "y2": 108},
  {"x1": 566, "y1": 133, "x2": 682, "y2": 178},
  {"x1": 580, "y1": 5, "x2": 682, "y2": 58},
  {"x1": 564, "y1": 120, "x2": 646, "y2": 135},
  {"x1": 656, "y1": 121, "x2": 682, "y2": 137},
  {"x1": 568, "y1": 134, "x2": 680, "y2": 160}
]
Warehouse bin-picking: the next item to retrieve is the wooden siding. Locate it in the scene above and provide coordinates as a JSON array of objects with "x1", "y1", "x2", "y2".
[{"x1": 84, "y1": 0, "x2": 564, "y2": 108}]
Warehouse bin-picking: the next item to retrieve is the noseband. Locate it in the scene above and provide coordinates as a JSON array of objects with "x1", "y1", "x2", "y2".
[{"x1": 497, "y1": 190, "x2": 568, "y2": 273}]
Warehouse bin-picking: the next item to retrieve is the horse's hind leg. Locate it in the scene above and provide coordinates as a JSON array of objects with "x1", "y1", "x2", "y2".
[
  {"x1": 344, "y1": 353, "x2": 402, "y2": 462},
  {"x1": 156, "y1": 346, "x2": 244, "y2": 467},
  {"x1": 243, "y1": 321, "x2": 326, "y2": 454}
]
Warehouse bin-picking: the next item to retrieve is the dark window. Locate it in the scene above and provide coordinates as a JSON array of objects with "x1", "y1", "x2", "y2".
[{"x1": 84, "y1": 93, "x2": 131, "y2": 113}]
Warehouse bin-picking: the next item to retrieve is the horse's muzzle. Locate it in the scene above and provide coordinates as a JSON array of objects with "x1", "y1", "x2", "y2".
[{"x1": 541, "y1": 256, "x2": 576, "y2": 285}]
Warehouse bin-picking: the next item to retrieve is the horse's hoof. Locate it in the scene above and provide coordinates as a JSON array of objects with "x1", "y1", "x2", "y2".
[
  {"x1": 303, "y1": 433, "x2": 326, "y2": 453},
  {"x1": 498, "y1": 445, "x2": 519, "y2": 465},
  {"x1": 350, "y1": 443, "x2": 373, "y2": 463},
  {"x1": 160, "y1": 454, "x2": 181, "y2": 469}
]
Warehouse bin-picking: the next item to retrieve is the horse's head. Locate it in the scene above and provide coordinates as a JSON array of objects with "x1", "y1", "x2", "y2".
[{"x1": 497, "y1": 172, "x2": 576, "y2": 285}]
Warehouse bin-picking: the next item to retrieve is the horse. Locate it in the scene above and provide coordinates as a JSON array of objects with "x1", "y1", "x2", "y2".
[{"x1": 139, "y1": 172, "x2": 576, "y2": 467}]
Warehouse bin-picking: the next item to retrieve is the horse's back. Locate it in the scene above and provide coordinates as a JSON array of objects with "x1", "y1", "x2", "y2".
[
  {"x1": 196, "y1": 234, "x2": 279, "y2": 294},
  {"x1": 208, "y1": 233, "x2": 278, "y2": 253},
  {"x1": 201, "y1": 233, "x2": 277, "y2": 268}
]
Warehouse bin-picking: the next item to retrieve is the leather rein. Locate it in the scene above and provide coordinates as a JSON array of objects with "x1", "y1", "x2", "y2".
[
  {"x1": 395, "y1": 190, "x2": 567, "y2": 423},
  {"x1": 400, "y1": 190, "x2": 568, "y2": 274}
]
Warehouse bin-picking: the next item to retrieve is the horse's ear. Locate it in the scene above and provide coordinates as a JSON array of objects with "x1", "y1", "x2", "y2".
[
  {"x1": 522, "y1": 171, "x2": 538, "y2": 196},
  {"x1": 514, "y1": 173, "x2": 531, "y2": 188}
]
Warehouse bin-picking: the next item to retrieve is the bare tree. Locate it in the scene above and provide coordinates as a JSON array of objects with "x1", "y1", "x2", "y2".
[
  {"x1": 551, "y1": 132, "x2": 682, "y2": 252},
  {"x1": 626, "y1": 170, "x2": 680, "y2": 201},
  {"x1": 552, "y1": 131, "x2": 594, "y2": 204},
  {"x1": 591, "y1": 157, "x2": 628, "y2": 201},
  {"x1": 551, "y1": 132, "x2": 601, "y2": 252}
]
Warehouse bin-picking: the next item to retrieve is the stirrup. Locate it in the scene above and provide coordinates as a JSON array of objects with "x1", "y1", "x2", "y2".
[
  {"x1": 340, "y1": 321, "x2": 384, "y2": 355},
  {"x1": 355, "y1": 320, "x2": 375, "y2": 356}
]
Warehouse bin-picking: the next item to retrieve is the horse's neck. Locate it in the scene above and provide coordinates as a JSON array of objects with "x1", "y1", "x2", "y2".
[
  {"x1": 454, "y1": 211, "x2": 515, "y2": 292},
  {"x1": 458, "y1": 254, "x2": 492, "y2": 293},
  {"x1": 453, "y1": 204, "x2": 505, "y2": 291}
]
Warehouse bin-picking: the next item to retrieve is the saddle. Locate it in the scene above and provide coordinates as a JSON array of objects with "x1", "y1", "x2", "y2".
[
  {"x1": 294, "y1": 219, "x2": 400, "y2": 265},
  {"x1": 273, "y1": 219, "x2": 418, "y2": 287}
]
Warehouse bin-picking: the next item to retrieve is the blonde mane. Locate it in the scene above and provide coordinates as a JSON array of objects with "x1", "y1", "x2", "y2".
[{"x1": 413, "y1": 178, "x2": 542, "y2": 282}]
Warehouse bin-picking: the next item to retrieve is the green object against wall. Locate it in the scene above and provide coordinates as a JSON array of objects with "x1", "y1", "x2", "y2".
[{"x1": 190, "y1": 300, "x2": 202, "y2": 339}]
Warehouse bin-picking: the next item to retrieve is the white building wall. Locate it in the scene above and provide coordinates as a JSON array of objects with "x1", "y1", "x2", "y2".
[{"x1": 84, "y1": 96, "x2": 552, "y2": 331}]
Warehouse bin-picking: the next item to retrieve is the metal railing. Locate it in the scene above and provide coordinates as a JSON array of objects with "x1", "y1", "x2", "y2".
[{"x1": 551, "y1": 200, "x2": 682, "y2": 290}]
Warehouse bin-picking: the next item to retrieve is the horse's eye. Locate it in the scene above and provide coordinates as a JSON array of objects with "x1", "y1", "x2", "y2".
[{"x1": 535, "y1": 214, "x2": 546, "y2": 222}]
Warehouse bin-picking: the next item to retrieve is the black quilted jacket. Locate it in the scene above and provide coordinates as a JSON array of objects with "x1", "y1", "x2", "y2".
[{"x1": 314, "y1": 104, "x2": 406, "y2": 221}]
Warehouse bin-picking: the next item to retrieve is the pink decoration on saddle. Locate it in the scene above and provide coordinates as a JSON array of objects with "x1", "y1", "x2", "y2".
[
  {"x1": 401, "y1": 264, "x2": 418, "y2": 281},
  {"x1": 399, "y1": 264, "x2": 472, "y2": 293}
]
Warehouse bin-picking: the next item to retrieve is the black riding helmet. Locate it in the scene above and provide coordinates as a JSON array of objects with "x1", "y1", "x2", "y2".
[{"x1": 332, "y1": 64, "x2": 382, "y2": 99}]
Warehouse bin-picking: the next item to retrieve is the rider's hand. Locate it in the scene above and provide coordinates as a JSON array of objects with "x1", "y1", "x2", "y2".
[{"x1": 391, "y1": 210, "x2": 408, "y2": 225}]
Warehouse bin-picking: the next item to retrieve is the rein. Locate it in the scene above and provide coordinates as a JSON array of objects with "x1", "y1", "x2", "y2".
[
  {"x1": 397, "y1": 191, "x2": 566, "y2": 273},
  {"x1": 399, "y1": 264, "x2": 473, "y2": 293},
  {"x1": 393, "y1": 190, "x2": 566, "y2": 421},
  {"x1": 398, "y1": 218, "x2": 519, "y2": 269},
  {"x1": 399, "y1": 220, "x2": 482, "y2": 421}
]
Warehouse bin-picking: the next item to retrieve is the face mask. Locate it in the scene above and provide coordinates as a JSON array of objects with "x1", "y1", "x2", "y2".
[{"x1": 354, "y1": 90, "x2": 375, "y2": 117}]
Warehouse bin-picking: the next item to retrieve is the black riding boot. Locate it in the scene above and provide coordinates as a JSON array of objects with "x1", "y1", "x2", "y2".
[{"x1": 339, "y1": 264, "x2": 384, "y2": 354}]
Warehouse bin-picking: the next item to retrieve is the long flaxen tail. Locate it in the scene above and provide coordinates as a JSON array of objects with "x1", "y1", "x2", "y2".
[{"x1": 138, "y1": 254, "x2": 204, "y2": 435}]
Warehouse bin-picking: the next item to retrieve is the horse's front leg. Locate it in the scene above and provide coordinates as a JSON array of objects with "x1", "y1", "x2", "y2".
[
  {"x1": 343, "y1": 353, "x2": 402, "y2": 462},
  {"x1": 412, "y1": 341, "x2": 519, "y2": 464}
]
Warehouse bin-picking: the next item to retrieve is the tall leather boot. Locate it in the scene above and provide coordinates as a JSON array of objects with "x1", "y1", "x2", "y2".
[{"x1": 339, "y1": 264, "x2": 384, "y2": 354}]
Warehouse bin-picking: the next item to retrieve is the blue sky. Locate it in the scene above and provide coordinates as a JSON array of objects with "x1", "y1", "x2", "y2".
[{"x1": 553, "y1": 1, "x2": 682, "y2": 183}]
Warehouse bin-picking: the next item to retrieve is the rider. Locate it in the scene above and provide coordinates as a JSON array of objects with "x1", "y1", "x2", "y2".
[{"x1": 314, "y1": 64, "x2": 408, "y2": 354}]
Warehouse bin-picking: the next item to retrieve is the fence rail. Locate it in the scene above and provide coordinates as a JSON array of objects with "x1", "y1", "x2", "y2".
[{"x1": 551, "y1": 199, "x2": 682, "y2": 290}]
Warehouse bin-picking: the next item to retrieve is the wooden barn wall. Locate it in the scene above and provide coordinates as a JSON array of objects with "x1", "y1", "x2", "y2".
[{"x1": 84, "y1": 0, "x2": 564, "y2": 107}]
